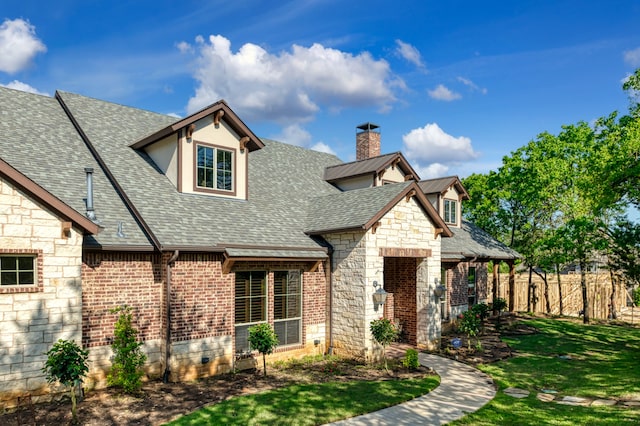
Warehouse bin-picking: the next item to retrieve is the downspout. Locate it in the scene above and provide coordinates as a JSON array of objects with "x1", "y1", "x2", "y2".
[
  {"x1": 163, "y1": 250, "x2": 179, "y2": 383},
  {"x1": 328, "y1": 248, "x2": 334, "y2": 355}
]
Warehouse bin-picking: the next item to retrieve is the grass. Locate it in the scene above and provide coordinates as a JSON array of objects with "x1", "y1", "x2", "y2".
[
  {"x1": 452, "y1": 317, "x2": 640, "y2": 425},
  {"x1": 166, "y1": 376, "x2": 439, "y2": 425}
]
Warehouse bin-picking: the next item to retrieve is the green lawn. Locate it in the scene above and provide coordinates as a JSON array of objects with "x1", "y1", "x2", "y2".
[
  {"x1": 166, "y1": 376, "x2": 439, "y2": 426},
  {"x1": 452, "y1": 318, "x2": 640, "y2": 425}
]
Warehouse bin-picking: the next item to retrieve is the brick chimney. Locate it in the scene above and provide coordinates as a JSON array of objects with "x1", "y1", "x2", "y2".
[{"x1": 356, "y1": 122, "x2": 380, "y2": 161}]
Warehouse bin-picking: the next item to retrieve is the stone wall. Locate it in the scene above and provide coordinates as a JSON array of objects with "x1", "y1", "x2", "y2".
[
  {"x1": 0, "y1": 178, "x2": 84, "y2": 409},
  {"x1": 325, "y1": 195, "x2": 443, "y2": 361}
]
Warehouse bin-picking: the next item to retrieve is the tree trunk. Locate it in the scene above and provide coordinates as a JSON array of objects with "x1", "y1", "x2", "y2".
[
  {"x1": 609, "y1": 269, "x2": 618, "y2": 319},
  {"x1": 70, "y1": 384, "x2": 78, "y2": 423},
  {"x1": 556, "y1": 264, "x2": 564, "y2": 315},
  {"x1": 580, "y1": 260, "x2": 590, "y2": 324},
  {"x1": 262, "y1": 354, "x2": 267, "y2": 376},
  {"x1": 527, "y1": 266, "x2": 533, "y2": 312},
  {"x1": 508, "y1": 262, "x2": 515, "y2": 312},
  {"x1": 543, "y1": 271, "x2": 551, "y2": 314}
]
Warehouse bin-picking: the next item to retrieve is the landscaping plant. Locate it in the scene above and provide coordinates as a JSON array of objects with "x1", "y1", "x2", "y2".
[
  {"x1": 42, "y1": 339, "x2": 89, "y2": 424},
  {"x1": 402, "y1": 348, "x2": 420, "y2": 370},
  {"x1": 108, "y1": 305, "x2": 147, "y2": 394},
  {"x1": 457, "y1": 310, "x2": 481, "y2": 350},
  {"x1": 370, "y1": 318, "x2": 398, "y2": 371},
  {"x1": 248, "y1": 323, "x2": 279, "y2": 376}
]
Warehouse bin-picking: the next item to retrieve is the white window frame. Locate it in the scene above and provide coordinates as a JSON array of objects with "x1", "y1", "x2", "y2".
[
  {"x1": 444, "y1": 199, "x2": 457, "y2": 225},
  {"x1": 273, "y1": 270, "x2": 302, "y2": 347}
]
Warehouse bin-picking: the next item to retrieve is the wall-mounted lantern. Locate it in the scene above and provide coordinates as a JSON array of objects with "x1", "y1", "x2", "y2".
[
  {"x1": 372, "y1": 280, "x2": 387, "y2": 310},
  {"x1": 434, "y1": 278, "x2": 446, "y2": 299}
]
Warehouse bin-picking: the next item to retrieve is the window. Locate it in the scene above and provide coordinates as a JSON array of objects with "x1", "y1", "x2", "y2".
[
  {"x1": 0, "y1": 256, "x2": 35, "y2": 286},
  {"x1": 444, "y1": 199, "x2": 457, "y2": 224},
  {"x1": 196, "y1": 144, "x2": 233, "y2": 192},
  {"x1": 274, "y1": 271, "x2": 302, "y2": 346},
  {"x1": 235, "y1": 271, "x2": 266, "y2": 352},
  {"x1": 440, "y1": 268, "x2": 448, "y2": 321},
  {"x1": 468, "y1": 266, "x2": 476, "y2": 306}
]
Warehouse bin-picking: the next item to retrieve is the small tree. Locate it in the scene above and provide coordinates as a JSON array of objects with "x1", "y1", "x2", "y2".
[
  {"x1": 42, "y1": 339, "x2": 89, "y2": 424},
  {"x1": 108, "y1": 305, "x2": 147, "y2": 394},
  {"x1": 370, "y1": 318, "x2": 398, "y2": 371},
  {"x1": 458, "y1": 310, "x2": 481, "y2": 350},
  {"x1": 248, "y1": 323, "x2": 279, "y2": 376}
]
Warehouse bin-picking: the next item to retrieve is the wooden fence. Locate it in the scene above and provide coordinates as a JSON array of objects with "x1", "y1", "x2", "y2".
[{"x1": 489, "y1": 272, "x2": 630, "y2": 320}]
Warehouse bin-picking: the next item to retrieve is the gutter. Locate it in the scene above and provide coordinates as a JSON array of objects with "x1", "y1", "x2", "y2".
[{"x1": 163, "y1": 250, "x2": 179, "y2": 383}]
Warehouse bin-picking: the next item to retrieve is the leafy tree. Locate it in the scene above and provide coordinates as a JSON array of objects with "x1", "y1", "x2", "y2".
[
  {"x1": 42, "y1": 339, "x2": 89, "y2": 423},
  {"x1": 108, "y1": 305, "x2": 147, "y2": 394},
  {"x1": 248, "y1": 323, "x2": 279, "y2": 376},
  {"x1": 370, "y1": 318, "x2": 398, "y2": 371},
  {"x1": 457, "y1": 310, "x2": 481, "y2": 350}
]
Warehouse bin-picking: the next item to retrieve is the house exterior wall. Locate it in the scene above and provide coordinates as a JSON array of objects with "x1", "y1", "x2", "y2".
[
  {"x1": 324, "y1": 196, "x2": 442, "y2": 361},
  {"x1": 80, "y1": 252, "x2": 328, "y2": 385},
  {"x1": 80, "y1": 251, "x2": 164, "y2": 389},
  {"x1": 376, "y1": 165, "x2": 405, "y2": 186},
  {"x1": 180, "y1": 118, "x2": 248, "y2": 200},
  {"x1": 144, "y1": 134, "x2": 179, "y2": 186},
  {"x1": 334, "y1": 174, "x2": 374, "y2": 191},
  {"x1": 444, "y1": 260, "x2": 489, "y2": 319},
  {"x1": 0, "y1": 178, "x2": 84, "y2": 409}
]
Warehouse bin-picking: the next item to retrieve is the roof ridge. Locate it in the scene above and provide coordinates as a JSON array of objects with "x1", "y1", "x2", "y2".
[{"x1": 324, "y1": 151, "x2": 401, "y2": 170}]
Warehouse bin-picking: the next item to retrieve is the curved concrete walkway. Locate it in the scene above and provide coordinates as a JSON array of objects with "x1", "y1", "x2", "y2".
[{"x1": 328, "y1": 353, "x2": 496, "y2": 425}]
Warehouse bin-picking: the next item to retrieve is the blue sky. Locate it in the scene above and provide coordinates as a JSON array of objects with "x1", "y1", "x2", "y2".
[{"x1": 2, "y1": 0, "x2": 640, "y2": 179}]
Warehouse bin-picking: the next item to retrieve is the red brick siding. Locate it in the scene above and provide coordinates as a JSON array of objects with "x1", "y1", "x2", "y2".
[
  {"x1": 383, "y1": 257, "x2": 417, "y2": 345},
  {"x1": 81, "y1": 252, "x2": 163, "y2": 348},
  {"x1": 169, "y1": 253, "x2": 233, "y2": 342},
  {"x1": 444, "y1": 261, "x2": 489, "y2": 309}
]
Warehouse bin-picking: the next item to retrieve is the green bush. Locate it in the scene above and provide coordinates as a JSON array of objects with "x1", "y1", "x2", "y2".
[
  {"x1": 458, "y1": 310, "x2": 481, "y2": 350},
  {"x1": 370, "y1": 318, "x2": 398, "y2": 371},
  {"x1": 471, "y1": 302, "x2": 490, "y2": 320},
  {"x1": 42, "y1": 339, "x2": 89, "y2": 423},
  {"x1": 491, "y1": 297, "x2": 508, "y2": 313},
  {"x1": 402, "y1": 348, "x2": 420, "y2": 370},
  {"x1": 248, "y1": 323, "x2": 279, "y2": 376},
  {"x1": 108, "y1": 305, "x2": 147, "y2": 394},
  {"x1": 634, "y1": 287, "x2": 640, "y2": 307}
]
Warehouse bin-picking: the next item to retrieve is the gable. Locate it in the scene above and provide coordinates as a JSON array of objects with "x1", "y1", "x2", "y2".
[{"x1": 324, "y1": 152, "x2": 419, "y2": 191}]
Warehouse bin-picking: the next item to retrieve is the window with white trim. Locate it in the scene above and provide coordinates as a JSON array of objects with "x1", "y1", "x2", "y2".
[
  {"x1": 234, "y1": 271, "x2": 266, "y2": 352},
  {"x1": 196, "y1": 144, "x2": 233, "y2": 192},
  {"x1": 0, "y1": 255, "x2": 35, "y2": 286},
  {"x1": 444, "y1": 199, "x2": 457, "y2": 224},
  {"x1": 273, "y1": 270, "x2": 302, "y2": 346}
]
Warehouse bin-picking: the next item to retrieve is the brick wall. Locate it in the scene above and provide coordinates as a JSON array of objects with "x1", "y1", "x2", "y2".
[
  {"x1": 384, "y1": 257, "x2": 417, "y2": 344},
  {"x1": 444, "y1": 261, "x2": 489, "y2": 319},
  {"x1": 0, "y1": 178, "x2": 84, "y2": 409}
]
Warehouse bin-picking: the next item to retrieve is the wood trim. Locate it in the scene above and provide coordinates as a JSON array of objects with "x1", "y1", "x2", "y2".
[
  {"x1": 0, "y1": 158, "x2": 100, "y2": 235},
  {"x1": 177, "y1": 130, "x2": 183, "y2": 193},
  {"x1": 379, "y1": 247, "x2": 432, "y2": 258}
]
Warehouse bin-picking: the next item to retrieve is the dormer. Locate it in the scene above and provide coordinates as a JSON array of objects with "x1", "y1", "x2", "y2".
[
  {"x1": 418, "y1": 176, "x2": 470, "y2": 228},
  {"x1": 130, "y1": 101, "x2": 263, "y2": 200},
  {"x1": 324, "y1": 123, "x2": 420, "y2": 191}
]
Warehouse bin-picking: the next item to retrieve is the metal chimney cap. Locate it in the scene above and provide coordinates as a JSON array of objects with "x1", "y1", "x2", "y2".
[{"x1": 356, "y1": 122, "x2": 380, "y2": 132}]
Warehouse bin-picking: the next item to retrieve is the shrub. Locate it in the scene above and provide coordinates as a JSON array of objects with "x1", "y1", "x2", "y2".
[
  {"x1": 471, "y1": 302, "x2": 490, "y2": 321},
  {"x1": 108, "y1": 305, "x2": 147, "y2": 394},
  {"x1": 402, "y1": 348, "x2": 420, "y2": 370},
  {"x1": 42, "y1": 339, "x2": 89, "y2": 423},
  {"x1": 491, "y1": 297, "x2": 508, "y2": 313},
  {"x1": 634, "y1": 287, "x2": 640, "y2": 307},
  {"x1": 370, "y1": 318, "x2": 398, "y2": 371},
  {"x1": 248, "y1": 323, "x2": 279, "y2": 376},
  {"x1": 458, "y1": 310, "x2": 481, "y2": 350}
]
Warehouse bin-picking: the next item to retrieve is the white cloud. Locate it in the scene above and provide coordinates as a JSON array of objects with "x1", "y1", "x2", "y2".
[
  {"x1": 395, "y1": 40, "x2": 425, "y2": 68},
  {"x1": 176, "y1": 41, "x2": 193, "y2": 54},
  {"x1": 185, "y1": 35, "x2": 400, "y2": 122},
  {"x1": 457, "y1": 76, "x2": 488, "y2": 95},
  {"x1": 0, "y1": 19, "x2": 46, "y2": 74},
  {"x1": 310, "y1": 141, "x2": 336, "y2": 155},
  {"x1": 413, "y1": 162, "x2": 450, "y2": 180},
  {"x1": 1, "y1": 80, "x2": 48, "y2": 95},
  {"x1": 624, "y1": 47, "x2": 640, "y2": 66},
  {"x1": 428, "y1": 84, "x2": 461, "y2": 101},
  {"x1": 272, "y1": 124, "x2": 312, "y2": 147},
  {"x1": 403, "y1": 123, "x2": 478, "y2": 164}
]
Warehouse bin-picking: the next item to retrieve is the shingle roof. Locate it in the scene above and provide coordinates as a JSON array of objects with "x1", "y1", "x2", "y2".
[
  {"x1": 306, "y1": 181, "x2": 414, "y2": 234},
  {"x1": 442, "y1": 220, "x2": 520, "y2": 261},
  {"x1": 323, "y1": 152, "x2": 419, "y2": 182},
  {"x1": 0, "y1": 86, "x2": 152, "y2": 246}
]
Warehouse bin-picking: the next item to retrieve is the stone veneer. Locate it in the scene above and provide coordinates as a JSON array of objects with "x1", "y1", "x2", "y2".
[
  {"x1": 0, "y1": 178, "x2": 84, "y2": 409},
  {"x1": 324, "y1": 195, "x2": 442, "y2": 361}
]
